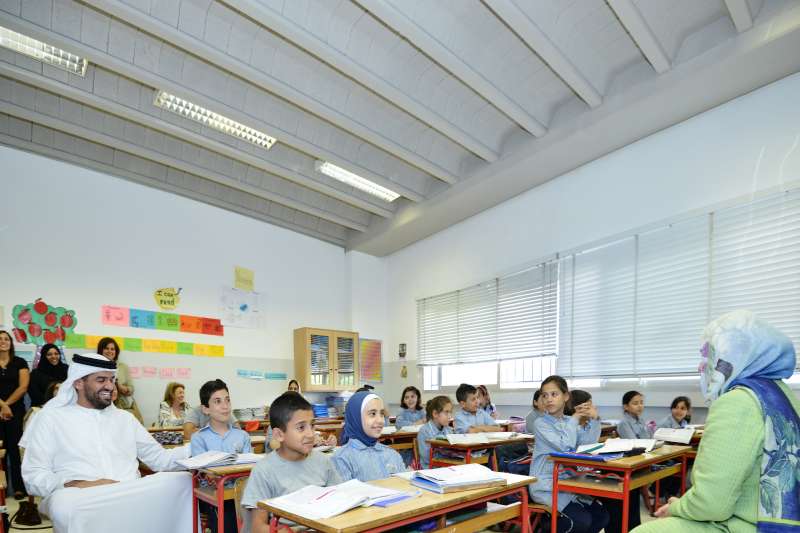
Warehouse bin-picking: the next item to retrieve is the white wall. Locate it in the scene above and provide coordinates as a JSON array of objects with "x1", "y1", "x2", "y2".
[
  {"x1": 380, "y1": 72, "x2": 800, "y2": 419},
  {"x1": 0, "y1": 147, "x2": 352, "y2": 424}
]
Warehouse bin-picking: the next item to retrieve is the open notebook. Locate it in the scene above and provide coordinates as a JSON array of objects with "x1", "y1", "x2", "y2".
[
  {"x1": 577, "y1": 438, "x2": 661, "y2": 455},
  {"x1": 265, "y1": 479, "x2": 410, "y2": 519},
  {"x1": 177, "y1": 451, "x2": 265, "y2": 470}
]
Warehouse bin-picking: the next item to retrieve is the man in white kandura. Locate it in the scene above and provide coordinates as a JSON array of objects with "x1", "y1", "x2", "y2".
[{"x1": 20, "y1": 352, "x2": 192, "y2": 532}]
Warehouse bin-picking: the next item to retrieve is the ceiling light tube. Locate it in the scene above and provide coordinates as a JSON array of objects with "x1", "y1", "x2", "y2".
[
  {"x1": 0, "y1": 26, "x2": 87, "y2": 76},
  {"x1": 315, "y1": 160, "x2": 399, "y2": 202},
  {"x1": 153, "y1": 90, "x2": 277, "y2": 150}
]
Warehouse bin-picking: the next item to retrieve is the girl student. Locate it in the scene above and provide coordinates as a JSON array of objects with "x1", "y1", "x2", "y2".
[
  {"x1": 395, "y1": 385, "x2": 425, "y2": 428},
  {"x1": 332, "y1": 391, "x2": 407, "y2": 481},
  {"x1": 657, "y1": 396, "x2": 691, "y2": 429},
  {"x1": 416, "y1": 395, "x2": 453, "y2": 469},
  {"x1": 528, "y1": 375, "x2": 608, "y2": 533}
]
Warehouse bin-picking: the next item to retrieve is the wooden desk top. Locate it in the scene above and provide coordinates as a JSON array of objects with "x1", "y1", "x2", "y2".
[
  {"x1": 379, "y1": 430, "x2": 420, "y2": 440},
  {"x1": 148, "y1": 426, "x2": 183, "y2": 433},
  {"x1": 257, "y1": 473, "x2": 535, "y2": 533},
  {"x1": 198, "y1": 462, "x2": 258, "y2": 477},
  {"x1": 428, "y1": 435, "x2": 534, "y2": 450},
  {"x1": 550, "y1": 444, "x2": 692, "y2": 470}
]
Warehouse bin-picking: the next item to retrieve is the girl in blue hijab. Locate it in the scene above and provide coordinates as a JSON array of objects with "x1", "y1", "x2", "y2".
[{"x1": 333, "y1": 391, "x2": 407, "y2": 481}]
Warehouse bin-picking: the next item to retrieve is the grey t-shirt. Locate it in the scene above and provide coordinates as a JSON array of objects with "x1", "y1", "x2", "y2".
[
  {"x1": 184, "y1": 405, "x2": 238, "y2": 428},
  {"x1": 241, "y1": 449, "x2": 341, "y2": 532}
]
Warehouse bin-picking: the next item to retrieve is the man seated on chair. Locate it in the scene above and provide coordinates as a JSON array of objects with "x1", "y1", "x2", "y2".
[{"x1": 20, "y1": 352, "x2": 192, "y2": 533}]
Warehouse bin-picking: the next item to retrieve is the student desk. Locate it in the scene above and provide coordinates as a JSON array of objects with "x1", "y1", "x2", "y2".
[
  {"x1": 428, "y1": 435, "x2": 534, "y2": 470},
  {"x1": 686, "y1": 430, "x2": 703, "y2": 459},
  {"x1": 378, "y1": 430, "x2": 420, "y2": 458},
  {"x1": 192, "y1": 462, "x2": 255, "y2": 533},
  {"x1": 258, "y1": 472, "x2": 537, "y2": 533},
  {"x1": 316, "y1": 422, "x2": 345, "y2": 444},
  {"x1": 550, "y1": 444, "x2": 691, "y2": 533}
]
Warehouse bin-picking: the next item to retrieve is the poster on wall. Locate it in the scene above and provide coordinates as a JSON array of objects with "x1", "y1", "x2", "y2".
[
  {"x1": 153, "y1": 288, "x2": 182, "y2": 310},
  {"x1": 11, "y1": 298, "x2": 78, "y2": 345},
  {"x1": 220, "y1": 287, "x2": 261, "y2": 329},
  {"x1": 359, "y1": 338, "x2": 382, "y2": 383},
  {"x1": 234, "y1": 266, "x2": 255, "y2": 292}
]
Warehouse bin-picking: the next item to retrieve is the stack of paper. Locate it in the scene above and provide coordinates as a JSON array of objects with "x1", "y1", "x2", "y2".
[
  {"x1": 177, "y1": 451, "x2": 265, "y2": 469},
  {"x1": 576, "y1": 439, "x2": 659, "y2": 455},
  {"x1": 411, "y1": 463, "x2": 506, "y2": 494},
  {"x1": 398, "y1": 425, "x2": 422, "y2": 433},
  {"x1": 653, "y1": 428, "x2": 695, "y2": 444},
  {"x1": 265, "y1": 479, "x2": 407, "y2": 519},
  {"x1": 380, "y1": 426, "x2": 397, "y2": 435}
]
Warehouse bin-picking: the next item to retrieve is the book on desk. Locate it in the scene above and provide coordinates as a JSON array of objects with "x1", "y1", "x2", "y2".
[
  {"x1": 177, "y1": 451, "x2": 265, "y2": 469},
  {"x1": 406, "y1": 463, "x2": 507, "y2": 494}
]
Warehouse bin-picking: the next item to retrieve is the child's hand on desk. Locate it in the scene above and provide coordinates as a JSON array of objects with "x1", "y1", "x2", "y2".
[
  {"x1": 64, "y1": 479, "x2": 119, "y2": 489},
  {"x1": 654, "y1": 497, "x2": 679, "y2": 518}
]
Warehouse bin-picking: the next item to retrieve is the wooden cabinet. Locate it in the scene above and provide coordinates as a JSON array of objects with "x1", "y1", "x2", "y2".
[{"x1": 294, "y1": 327, "x2": 359, "y2": 392}]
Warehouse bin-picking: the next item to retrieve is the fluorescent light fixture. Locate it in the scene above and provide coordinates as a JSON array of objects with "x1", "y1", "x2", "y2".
[
  {"x1": 0, "y1": 26, "x2": 87, "y2": 76},
  {"x1": 315, "y1": 160, "x2": 400, "y2": 202},
  {"x1": 153, "y1": 90, "x2": 276, "y2": 150}
]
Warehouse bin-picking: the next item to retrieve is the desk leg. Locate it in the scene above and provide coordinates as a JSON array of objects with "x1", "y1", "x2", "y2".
[
  {"x1": 429, "y1": 447, "x2": 434, "y2": 469},
  {"x1": 269, "y1": 514, "x2": 279, "y2": 533},
  {"x1": 680, "y1": 455, "x2": 687, "y2": 494},
  {"x1": 520, "y1": 486, "x2": 531, "y2": 533},
  {"x1": 466, "y1": 448, "x2": 472, "y2": 464},
  {"x1": 551, "y1": 463, "x2": 559, "y2": 533},
  {"x1": 622, "y1": 470, "x2": 631, "y2": 533},
  {"x1": 216, "y1": 475, "x2": 226, "y2": 533},
  {"x1": 192, "y1": 472, "x2": 199, "y2": 533},
  {"x1": 655, "y1": 479, "x2": 661, "y2": 509}
]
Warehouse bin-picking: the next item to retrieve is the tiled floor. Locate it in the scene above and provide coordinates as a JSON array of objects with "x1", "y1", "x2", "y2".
[{"x1": 5, "y1": 496, "x2": 656, "y2": 532}]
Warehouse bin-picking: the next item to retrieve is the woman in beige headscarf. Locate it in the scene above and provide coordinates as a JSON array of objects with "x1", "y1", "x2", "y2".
[{"x1": 97, "y1": 337, "x2": 143, "y2": 423}]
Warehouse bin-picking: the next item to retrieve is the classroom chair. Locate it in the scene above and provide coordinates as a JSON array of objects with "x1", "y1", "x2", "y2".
[{"x1": 500, "y1": 502, "x2": 549, "y2": 533}]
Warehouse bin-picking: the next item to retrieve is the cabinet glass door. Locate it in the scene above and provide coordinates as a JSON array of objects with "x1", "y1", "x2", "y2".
[
  {"x1": 309, "y1": 333, "x2": 331, "y2": 388},
  {"x1": 335, "y1": 336, "x2": 356, "y2": 388}
]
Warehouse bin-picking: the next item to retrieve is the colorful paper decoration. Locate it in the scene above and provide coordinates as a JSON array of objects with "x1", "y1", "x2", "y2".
[
  {"x1": 359, "y1": 338, "x2": 382, "y2": 383},
  {"x1": 64, "y1": 332, "x2": 224, "y2": 357},
  {"x1": 102, "y1": 305, "x2": 223, "y2": 336},
  {"x1": 235, "y1": 266, "x2": 255, "y2": 291},
  {"x1": 11, "y1": 298, "x2": 78, "y2": 346},
  {"x1": 153, "y1": 288, "x2": 182, "y2": 310}
]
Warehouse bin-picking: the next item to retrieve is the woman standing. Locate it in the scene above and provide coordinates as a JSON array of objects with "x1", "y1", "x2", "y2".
[
  {"x1": 158, "y1": 382, "x2": 189, "y2": 427},
  {"x1": 28, "y1": 343, "x2": 68, "y2": 407},
  {"x1": 97, "y1": 337, "x2": 143, "y2": 423},
  {"x1": 632, "y1": 310, "x2": 800, "y2": 533},
  {"x1": 0, "y1": 330, "x2": 30, "y2": 499}
]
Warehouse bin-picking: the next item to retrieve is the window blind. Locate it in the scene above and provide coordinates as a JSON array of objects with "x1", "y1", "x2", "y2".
[{"x1": 417, "y1": 260, "x2": 558, "y2": 365}]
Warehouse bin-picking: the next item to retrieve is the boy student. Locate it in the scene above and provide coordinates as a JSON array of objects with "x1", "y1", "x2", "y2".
[
  {"x1": 191, "y1": 379, "x2": 251, "y2": 533},
  {"x1": 454, "y1": 383, "x2": 498, "y2": 433},
  {"x1": 242, "y1": 392, "x2": 342, "y2": 533}
]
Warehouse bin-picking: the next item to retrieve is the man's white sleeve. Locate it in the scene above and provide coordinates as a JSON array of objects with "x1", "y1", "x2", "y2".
[
  {"x1": 135, "y1": 423, "x2": 190, "y2": 471},
  {"x1": 21, "y1": 413, "x2": 61, "y2": 497}
]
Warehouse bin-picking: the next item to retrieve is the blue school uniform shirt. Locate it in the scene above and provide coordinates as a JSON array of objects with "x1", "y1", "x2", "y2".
[
  {"x1": 529, "y1": 414, "x2": 601, "y2": 511},
  {"x1": 416, "y1": 420, "x2": 452, "y2": 469},
  {"x1": 525, "y1": 409, "x2": 541, "y2": 434},
  {"x1": 617, "y1": 411, "x2": 653, "y2": 439},
  {"x1": 656, "y1": 415, "x2": 688, "y2": 429},
  {"x1": 190, "y1": 423, "x2": 253, "y2": 456},
  {"x1": 395, "y1": 408, "x2": 425, "y2": 428},
  {"x1": 332, "y1": 438, "x2": 407, "y2": 481},
  {"x1": 453, "y1": 407, "x2": 497, "y2": 433}
]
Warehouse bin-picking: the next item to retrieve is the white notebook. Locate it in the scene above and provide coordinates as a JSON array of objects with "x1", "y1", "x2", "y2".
[
  {"x1": 653, "y1": 427, "x2": 695, "y2": 444},
  {"x1": 446, "y1": 434, "x2": 489, "y2": 445},
  {"x1": 177, "y1": 451, "x2": 265, "y2": 470},
  {"x1": 399, "y1": 425, "x2": 422, "y2": 433},
  {"x1": 380, "y1": 426, "x2": 397, "y2": 435},
  {"x1": 576, "y1": 438, "x2": 659, "y2": 455}
]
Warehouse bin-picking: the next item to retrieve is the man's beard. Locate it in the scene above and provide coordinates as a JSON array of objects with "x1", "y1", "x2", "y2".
[{"x1": 87, "y1": 389, "x2": 113, "y2": 409}]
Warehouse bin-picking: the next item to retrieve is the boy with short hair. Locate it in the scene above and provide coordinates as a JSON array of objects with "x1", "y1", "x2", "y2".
[
  {"x1": 242, "y1": 392, "x2": 342, "y2": 533},
  {"x1": 191, "y1": 379, "x2": 251, "y2": 533},
  {"x1": 191, "y1": 379, "x2": 252, "y2": 456},
  {"x1": 454, "y1": 383, "x2": 498, "y2": 433}
]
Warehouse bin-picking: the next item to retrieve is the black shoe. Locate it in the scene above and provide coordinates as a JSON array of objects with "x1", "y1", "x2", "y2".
[
  {"x1": 13, "y1": 491, "x2": 25, "y2": 500},
  {"x1": 14, "y1": 500, "x2": 42, "y2": 526}
]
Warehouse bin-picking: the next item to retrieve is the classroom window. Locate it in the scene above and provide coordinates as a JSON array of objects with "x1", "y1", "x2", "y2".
[
  {"x1": 499, "y1": 356, "x2": 557, "y2": 388},
  {"x1": 558, "y1": 188, "x2": 800, "y2": 378},
  {"x1": 417, "y1": 260, "x2": 558, "y2": 368},
  {"x1": 423, "y1": 356, "x2": 554, "y2": 391}
]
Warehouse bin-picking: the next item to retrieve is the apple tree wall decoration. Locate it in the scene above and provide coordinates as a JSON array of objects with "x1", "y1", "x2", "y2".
[{"x1": 11, "y1": 298, "x2": 78, "y2": 345}]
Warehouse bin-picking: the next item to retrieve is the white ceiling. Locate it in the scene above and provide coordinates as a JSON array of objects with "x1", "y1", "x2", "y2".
[{"x1": 1, "y1": 0, "x2": 799, "y2": 253}]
